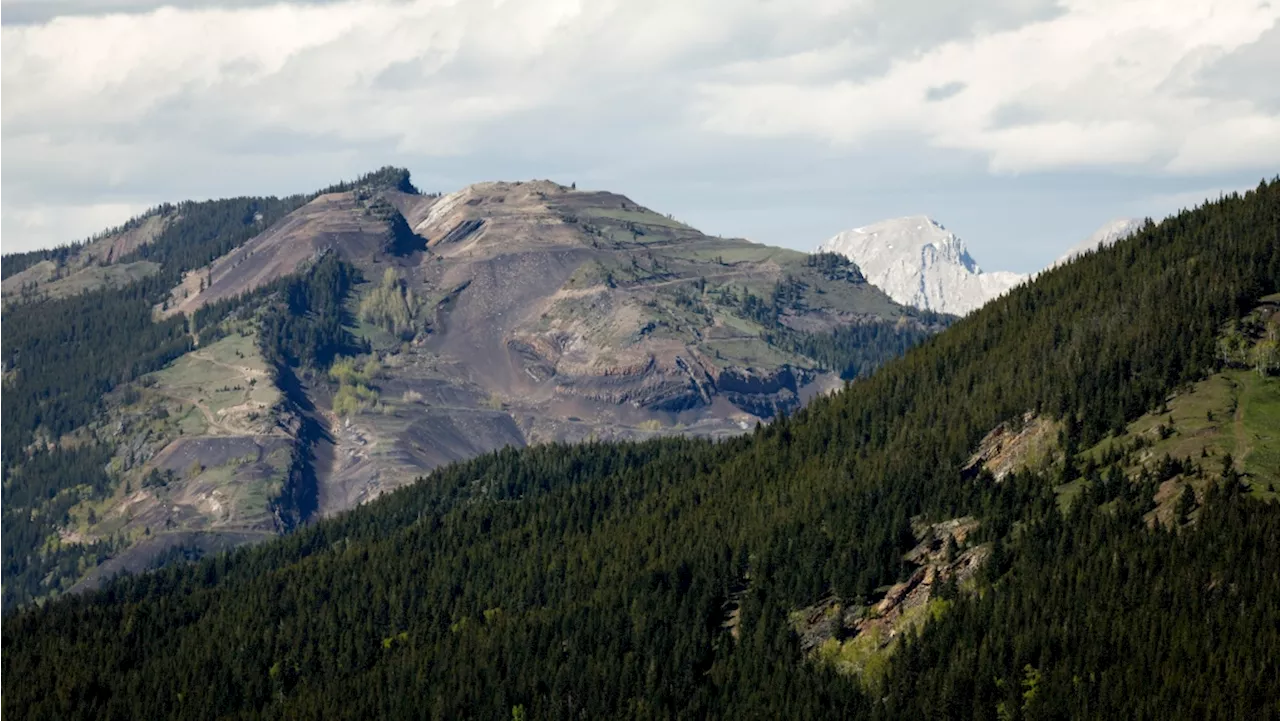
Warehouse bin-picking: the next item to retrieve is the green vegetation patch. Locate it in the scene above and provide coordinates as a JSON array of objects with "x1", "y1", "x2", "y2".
[
  {"x1": 148, "y1": 333, "x2": 278, "y2": 423},
  {"x1": 1070, "y1": 303, "x2": 1280, "y2": 512},
  {"x1": 357, "y1": 268, "x2": 425, "y2": 341},
  {"x1": 330, "y1": 356, "x2": 383, "y2": 416},
  {"x1": 1240, "y1": 369, "x2": 1280, "y2": 491},
  {"x1": 702, "y1": 337, "x2": 800, "y2": 368},
  {"x1": 810, "y1": 599, "x2": 953, "y2": 693},
  {"x1": 1053, "y1": 478, "x2": 1088, "y2": 512},
  {"x1": 577, "y1": 206, "x2": 692, "y2": 230},
  {"x1": 562, "y1": 260, "x2": 614, "y2": 290},
  {"x1": 673, "y1": 243, "x2": 801, "y2": 266}
]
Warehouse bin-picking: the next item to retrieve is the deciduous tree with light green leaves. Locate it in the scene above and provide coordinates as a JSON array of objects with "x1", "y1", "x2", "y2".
[
  {"x1": 358, "y1": 267, "x2": 423, "y2": 340},
  {"x1": 1253, "y1": 338, "x2": 1278, "y2": 376}
]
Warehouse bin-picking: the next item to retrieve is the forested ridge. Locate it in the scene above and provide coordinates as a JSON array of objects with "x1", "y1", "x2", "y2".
[
  {"x1": 3, "y1": 179, "x2": 1277, "y2": 719},
  {"x1": 883, "y1": 475, "x2": 1280, "y2": 720},
  {"x1": 0, "y1": 198, "x2": 302, "y2": 610},
  {"x1": 0, "y1": 170, "x2": 411, "y2": 610}
]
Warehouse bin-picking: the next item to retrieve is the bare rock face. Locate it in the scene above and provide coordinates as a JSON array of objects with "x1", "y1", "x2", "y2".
[
  {"x1": 791, "y1": 516, "x2": 989, "y2": 661},
  {"x1": 818, "y1": 216, "x2": 1025, "y2": 316},
  {"x1": 962, "y1": 412, "x2": 1059, "y2": 481},
  {"x1": 155, "y1": 176, "x2": 937, "y2": 516},
  {"x1": 715, "y1": 366, "x2": 807, "y2": 417}
]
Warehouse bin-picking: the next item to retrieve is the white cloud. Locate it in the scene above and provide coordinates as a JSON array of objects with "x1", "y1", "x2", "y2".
[
  {"x1": 695, "y1": 0, "x2": 1280, "y2": 174},
  {"x1": 0, "y1": 0, "x2": 1076, "y2": 168},
  {"x1": 1, "y1": 0, "x2": 1276, "y2": 253},
  {"x1": 2, "y1": 201, "x2": 151, "y2": 252},
  {"x1": 1167, "y1": 113, "x2": 1280, "y2": 173}
]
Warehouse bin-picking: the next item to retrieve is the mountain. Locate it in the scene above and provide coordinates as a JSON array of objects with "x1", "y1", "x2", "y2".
[
  {"x1": 0, "y1": 170, "x2": 944, "y2": 608},
  {"x1": 5, "y1": 179, "x2": 1276, "y2": 720},
  {"x1": 816, "y1": 215, "x2": 1025, "y2": 315},
  {"x1": 1053, "y1": 217, "x2": 1145, "y2": 266},
  {"x1": 0, "y1": 213, "x2": 168, "y2": 305},
  {"x1": 177, "y1": 178, "x2": 935, "y2": 514}
]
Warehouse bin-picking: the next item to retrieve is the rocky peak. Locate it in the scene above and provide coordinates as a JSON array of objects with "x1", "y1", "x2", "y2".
[{"x1": 817, "y1": 216, "x2": 1022, "y2": 315}]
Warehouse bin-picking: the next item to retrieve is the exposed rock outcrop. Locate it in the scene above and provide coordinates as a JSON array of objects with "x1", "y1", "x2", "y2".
[
  {"x1": 962, "y1": 412, "x2": 1058, "y2": 481},
  {"x1": 793, "y1": 517, "x2": 988, "y2": 663}
]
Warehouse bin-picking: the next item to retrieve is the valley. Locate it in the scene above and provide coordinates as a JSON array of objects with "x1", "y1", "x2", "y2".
[{"x1": 8, "y1": 3, "x2": 1277, "y2": 717}]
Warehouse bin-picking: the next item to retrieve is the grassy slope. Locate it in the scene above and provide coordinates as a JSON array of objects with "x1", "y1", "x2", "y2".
[
  {"x1": 60, "y1": 330, "x2": 291, "y2": 550},
  {"x1": 1063, "y1": 375, "x2": 1280, "y2": 514},
  {"x1": 1072, "y1": 301, "x2": 1280, "y2": 520},
  {"x1": 1, "y1": 261, "x2": 162, "y2": 305}
]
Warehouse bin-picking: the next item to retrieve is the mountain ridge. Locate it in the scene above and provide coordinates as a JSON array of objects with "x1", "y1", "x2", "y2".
[
  {"x1": 0, "y1": 169, "x2": 943, "y2": 606},
  {"x1": 817, "y1": 215, "x2": 1025, "y2": 315}
]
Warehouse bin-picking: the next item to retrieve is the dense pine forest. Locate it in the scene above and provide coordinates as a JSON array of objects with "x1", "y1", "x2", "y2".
[{"x1": 4, "y1": 179, "x2": 1279, "y2": 719}]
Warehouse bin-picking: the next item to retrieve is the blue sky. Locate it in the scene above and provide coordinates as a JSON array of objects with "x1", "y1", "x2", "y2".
[{"x1": 3, "y1": 0, "x2": 1277, "y2": 273}]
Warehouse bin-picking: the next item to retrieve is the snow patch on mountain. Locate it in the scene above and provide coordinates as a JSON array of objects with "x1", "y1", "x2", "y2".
[
  {"x1": 1052, "y1": 218, "x2": 1144, "y2": 267},
  {"x1": 816, "y1": 216, "x2": 1024, "y2": 316}
]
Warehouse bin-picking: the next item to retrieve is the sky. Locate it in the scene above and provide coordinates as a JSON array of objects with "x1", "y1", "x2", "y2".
[{"x1": 2, "y1": 0, "x2": 1278, "y2": 273}]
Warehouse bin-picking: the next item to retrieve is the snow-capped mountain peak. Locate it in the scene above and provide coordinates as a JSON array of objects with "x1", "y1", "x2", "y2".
[
  {"x1": 816, "y1": 214, "x2": 1152, "y2": 316},
  {"x1": 817, "y1": 215, "x2": 1022, "y2": 316}
]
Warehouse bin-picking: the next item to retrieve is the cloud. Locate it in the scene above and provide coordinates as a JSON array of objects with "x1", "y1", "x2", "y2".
[
  {"x1": 0, "y1": 0, "x2": 345, "y2": 25},
  {"x1": 695, "y1": 0, "x2": 1280, "y2": 174},
  {"x1": 926, "y1": 82, "x2": 967, "y2": 103},
  {"x1": 2, "y1": 201, "x2": 152, "y2": 253},
  {"x1": 1, "y1": 0, "x2": 1276, "y2": 253},
  {"x1": 0, "y1": 0, "x2": 1071, "y2": 171}
]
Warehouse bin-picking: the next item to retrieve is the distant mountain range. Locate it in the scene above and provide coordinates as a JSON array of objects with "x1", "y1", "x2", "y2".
[
  {"x1": 816, "y1": 216, "x2": 1024, "y2": 315},
  {"x1": 816, "y1": 215, "x2": 1144, "y2": 315},
  {"x1": 0, "y1": 167, "x2": 1165, "y2": 609}
]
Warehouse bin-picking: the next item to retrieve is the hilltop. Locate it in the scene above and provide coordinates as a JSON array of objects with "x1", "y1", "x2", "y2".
[
  {"x1": 162, "y1": 176, "x2": 935, "y2": 514},
  {"x1": 0, "y1": 170, "x2": 941, "y2": 605}
]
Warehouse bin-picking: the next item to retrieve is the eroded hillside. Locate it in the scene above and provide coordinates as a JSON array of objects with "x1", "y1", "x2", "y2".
[
  {"x1": 167, "y1": 177, "x2": 938, "y2": 515},
  {"x1": 2, "y1": 169, "x2": 940, "y2": 601}
]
